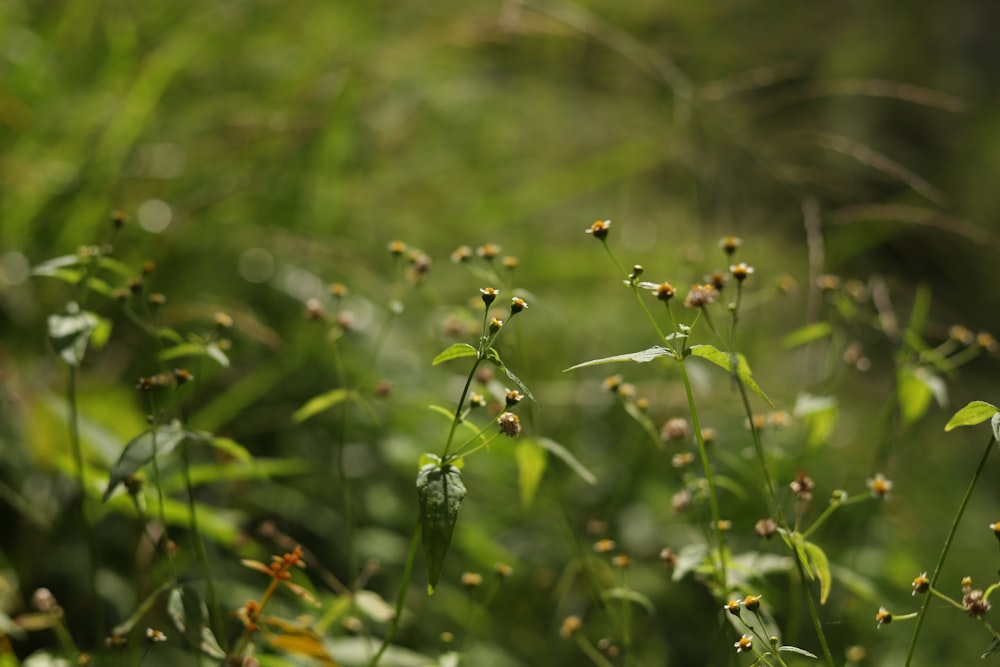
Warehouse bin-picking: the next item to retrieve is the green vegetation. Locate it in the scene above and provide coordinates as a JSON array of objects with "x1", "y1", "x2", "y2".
[{"x1": 3, "y1": 2, "x2": 1000, "y2": 666}]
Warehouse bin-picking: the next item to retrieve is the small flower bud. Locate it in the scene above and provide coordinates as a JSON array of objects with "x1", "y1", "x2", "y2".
[
  {"x1": 505, "y1": 389, "x2": 524, "y2": 407},
  {"x1": 489, "y1": 317, "x2": 503, "y2": 333},
  {"x1": 111, "y1": 211, "x2": 128, "y2": 229},
  {"x1": 461, "y1": 572, "x2": 483, "y2": 588},
  {"x1": 719, "y1": 236, "x2": 742, "y2": 256},
  {"x1": 730, "y1": 262, "x2": 755, "y2": 283},
  {"x1": 724, "y1": 600, "x2": 742, "y2": 616},
  {"x1": 656, "y1": 282, "x2": 676, "y2": 302},
  {"x1": 480, "y1": 287, "x2": 499, "y2": 305},
  {"x1": 387, "y1": 240, "x2": 407, "y2": 256},
  {"x1": 743, "y1": 594, "x2": 761, "y2": 611},
  {"x1": 476, "y1": 244, "x2": 501, "y2": 260},
  {"x1": 611, "y1": 554, "x2": 631, "y2": 569},
  {"x1": 494, "y1": 562, "x2": 513, "y2": 578},
  {"x1": 509, "y1": 296, "x2": 527, "y2": 314},
  {"x1": 593, "y1": 539, "x2": 616, "y2": 553}
]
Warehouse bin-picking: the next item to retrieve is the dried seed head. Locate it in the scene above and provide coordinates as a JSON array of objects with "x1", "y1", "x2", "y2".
[
  {"x1": 754, "y1": 518, "x2": 778, "y2": 539},
  {"x1": 497, "y1": 411, "x2": 521, "y2": 437}
]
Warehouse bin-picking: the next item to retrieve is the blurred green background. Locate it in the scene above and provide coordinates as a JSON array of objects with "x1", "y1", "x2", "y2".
[{"x1": 3, "y1": 1, "x2": 1000, "y2": 665}]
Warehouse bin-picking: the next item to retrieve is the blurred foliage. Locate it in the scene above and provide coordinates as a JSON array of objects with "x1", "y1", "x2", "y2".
[{"x1": 2, "y1": 1, "x2": 1000, "y2": 666}]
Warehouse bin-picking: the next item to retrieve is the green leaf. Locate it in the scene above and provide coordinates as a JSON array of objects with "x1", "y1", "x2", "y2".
[
  {"x1": 32, "y1": 254, "x2": 82, "y2": 276},
  {"x1": 294, "y1": 388, "x2": 352, "y2": 422},
  {"x1": 417, "y1": 464, "x2": 466, "y2": 594},
  {"x1": 944, "y1": 400, "x2": 1000, "y2": 432},
  {"x1": 167, "y1": 585, "x2": 226, "y2": 659},
  {"x1": 515, "y1": 440, "x2": 547, "y2": 508},
  {"x1": 103, "y1": 422, "x2": 187, "y2": 501},
  {"x1": 564, "y1": 346, "x2": 673, "y2": 371},
  {"x1": 601, "y1": 587, "x2": 656, "y2": 615},
  {"x1": 898, "y1": 366, "x2": 945, "y2": 425},
  {"x1": 781, "y1": 322, "x2": 833, "y2": 348},
  {"x1": 622, "y1": 400, "x2": 662, "y2": 448},
  {"x1": 158, "y1": 340, "x2": 229, "y2": 368},
  {"x1": 794, "y1": 393, "x2": 839, "y2": 450},
  {"x1": 778, "y1": 645, "x2": 819, "y2": 659},
  {"x1": 432, "y1": 343, "x2": 478, "y2": 365},
  {"x1": 802, "y1": 541, "x2": 832, "y2": 604},
  {"x1": 687, "y1": 345, "x2": 774, "y2": 407},
  {"x1": 206, "y1": 436, "x2": 253, "y2": 463},
  {"x1": 485, "y1": 348, "x2": 536, "y2": 405},
  {"x1": 536, "y1": 437, "x2": 597, "y2": 485},
  {"x1": 109, "y1": 582, "x2": 172, "y2": 637},
  {"x1": 47, "y1": 303, "x2": 101, "y2": 366}
]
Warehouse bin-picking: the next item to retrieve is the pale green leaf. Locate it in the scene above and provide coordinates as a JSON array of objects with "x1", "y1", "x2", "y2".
[
  {"x1": 778, "y1": 645, "x2": 818, "y2": 658},
  {"x1": 781, "y1": 322, "x2": 833, "y2": 348},
  {"x1": 515, "y1": 439, "x2": 547, "y2": 508},
  {"x1": 802, "y1": 541, "x2": 832, "y2": 604},
  {"x1": 536, "y1": 437, "x2": 596, "y2": 485},
  {"x1": 294, "y1": 388, "x2": 352, "y2": 423},
  {"x1": 687, "y1": 345, "x2": 774, "y2": 407},
  {"x1": 432, "y1": 343, "x2": 477, "y2": 365},
  {"x1": 602, "y1": 587, "x2": 656, "y2": 615},
  {"x1": 564, "y1": 346, "x2": 673, "y2": 371},
  {"x1": 944, "y1": 400, "x2": 1000, "y2": 432}
]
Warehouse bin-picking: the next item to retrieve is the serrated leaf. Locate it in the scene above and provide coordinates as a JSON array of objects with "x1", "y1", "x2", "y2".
[
  {"x1": 564, "y1": 346, "x2": 674, "y2": 371},
  {"x1": 536, "y1": 437, "x2": 596, "y2": 485},
  {"x1": 602, "y1": 587, "x2": 656, "y2": 615},
  {"x1": 103, "y1": 422, "x2": 187, "y2": 501},
  {"x1": 417, "y1": 464, "x2": 466, "y2": 594},
  {"x1": 944, "y1": 400, "x2": 1000, "y2": 432},
  {"x1": 485, "y1": 348, "x2": 536, "y2": 405},
  {"x1": 781, "y1": 322, "x2": 834, "y2": 348},
  {"x1": 294, "y1": 388, "x2": 352, "y2": 422},
  {"x1": 47, "y1": 303, "x2": 100, "y2": 366},
  {"x1": 515, "y1": 440, "x2": 547, "y2": 508},
  {"x1": 432, "y1": 343, "x2": 478, "y2": 365},
  {"x1": 687, "y1": 345, "x2": 774, "y2": 407},
  {"x1": 802, "y1": 541, "x2": 832, "y2": 604},
  {"x1": 778, "y1": 645, "x2": 818, "y2": 658}
]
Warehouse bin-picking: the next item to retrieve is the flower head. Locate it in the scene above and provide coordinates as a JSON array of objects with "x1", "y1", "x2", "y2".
[
  {"x1": 730, "y1": 262, "x2": 755, "y2": 283},
  {"x1": 477, "y1": 244, "x2": 501, "y2": 260},
  {"x1": 480, "y1": 287, "x2": 500, "y2": 305},
  {"x1": 451, "y1": 245, "x2": 473, "y2": 263},
  {"x1": 875, "y1": 607, "x2": 892, "y2": 627},
  {"x1": 505, "y1": 389, "x2": 524, "y2": 407},
  {"x1": 867, "y1": 473, "x2": 893, "y2": 499},
  {"x1": 586, "y1": 220, "x2": 611, "y2": 240},
  {"x1": 734, "y1": 634, "x2": 752, "y2": 653},
  {"x1": 683, "y1": 283, "x2": 719, "y2": 308},
  {"x1": 719, "y1": 236, "x2": 742, "y2": 256},
  {"x1": 912, "y1": 572, "x2": 930, "y2": 595},
  {"x1": 497, "y1": 412, "x2": 521, "y2": 437},
  {"x1": 964, "y1": 589, "x2": 991, "y2": 617},
  {"x1": 510, "y1": 296, "x2": 528, "y2": 314},
  {"x1": 724, "y1": 599, "x2": 742, "y2": 616},
  {"x1": 755, "y1": 518, "x2": 778, "y2": 539}
]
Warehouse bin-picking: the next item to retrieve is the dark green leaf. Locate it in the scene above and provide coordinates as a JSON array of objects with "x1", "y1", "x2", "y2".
[
  {"x1": 485, "y1": 348, "x2": 536, "y2": 405},
  {"x1": 687, "y1": 345, "x2": 774, "y2": 407},
  {"x1": 417, "y1": 464, "x2": 466, "y2": 594},
  {"x1": 564, "y1": 346, "x2": 673, "y2": 371},
  {"x1": 944, "y1": 400, "x2": 1000, "y2": 432},
  {"x1": 432, "y1": 343, "x2": 477, "y2": 365},
  {"x1": 103, "y1": 422, "x2": 187, "y2": 501}
]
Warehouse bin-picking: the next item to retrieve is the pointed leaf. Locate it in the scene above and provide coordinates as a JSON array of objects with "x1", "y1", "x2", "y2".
[
  {"x1": 47, "y1": 303, "x2": 100, "y2": 367},
  {"x1": 687, "y1": 345, "x2": 774, "y2": 407},
  {"x1": 782, "y1": 322, "x2": 833, "y2": 348},
  {"x1": 294, "y1": 388, "x2": 352, "y2": 423},
  {"x1": 802, "y1": 541, "x2": 832, "y2": 604},
  {"x1": 778, "y1": 645, "x2": 819, "y2": 658},
  {"x1": 417, "y1": 464, "x2": 466, "y2": 593},
  {"x1": 602, "y1": 587, "x2": 656, "y2": 615},
  {"x1": 485, "y1": 348, "x2": 536, "y2": 405},
  {"x1": 103, "y1": 423, "x2": 187, "y2": 501},
  {"x1": 515, "y1": 439, "x2": 547, "y2": 508},
  {"x1": 564, "y1": 346, "x2": 674, "y2": 371},
  {"x1": 944, "y1": 401, "x2": 1000, "y2": 432},
  {"x1": 167, "y1": 585, "x2": 226, "y2": 659},
  {"x1": 432, "y1": 343, "x2": 478, "y2": 365},
  {"x1": 537, "y1": 437, "x2": 597, "y2": 485}
]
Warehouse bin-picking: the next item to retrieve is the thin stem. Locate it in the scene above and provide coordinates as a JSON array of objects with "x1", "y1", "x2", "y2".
[
  {"x1": 369, "y1": 522, "x2": 421, "y2": 667},
  {"x1": 790, "y1": 555, "x2": 835, "y2": 667},
  {"x1": 67, "y1": 365, "x2": 100, "y2": 638},
  {"x1": 905, "y1": 434, "x2": 995, "y2": 666},
  {"x1": 574, "y1": 633, "x2": 617, "y2": 667}
]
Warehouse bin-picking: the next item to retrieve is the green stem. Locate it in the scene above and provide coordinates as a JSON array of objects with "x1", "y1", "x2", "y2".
[
  {"x1": 574, "y1": 633, "x2": 617, "y2": 667},
  {"x1": 790, "y1": 555, "x2": 835, "y2": 667},
  {"x1": 369, "y1": 522, "x2": 421, "y2": 667},
  {"x1": 67, "y1": 365, "x2": 100, "y2": 638},
  {"x1": 180, "y1": 436, "x2": 222, "y2": 641},
  {"x1": 905, "y1": 434, "x2": 995, "y2": 666}
]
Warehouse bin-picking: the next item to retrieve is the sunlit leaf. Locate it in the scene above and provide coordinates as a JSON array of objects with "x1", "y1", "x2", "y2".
[
  {"x1": 47, "y1": 303, "x2": 100, "y2": 367},
  {"x1": 687, "y1": 345, "x2": 774, "y2": 407},
  {"x1": 432, "y1": 343, "x2": 477, "y2": 365},
  {"x1": 262, "y1": 618, "x2": 340, "y2": 665},
  {"x1": 802, "y1": 541, "x2": 832, "y2": 604},
  {"x1": 417, "y1": 464, "x2": 466, "y2": 594},
  {"x1": 564, "y1": 346, "x2": 673, "y2": 371},
  {"x1": 944, "y1": 400, "x2": 999, "y2": 432},
  {"x1": 353, "y1": 590, "x2": 396, "y2": 624},
  {"x1": 536, "y1": 437, "x2": 596, "y2": 485},
  {"x1": 794, "y1": 393, "x2": 839, "y2": 450},
  {"x1": 294, "y1": 388, "x2": 352, "y2": 422},
  {"x1": 103, "y1": 422, "x2": 187, "y2": 501},
  {"x1": 781, "y1": 322, "x2": 833, "y2": 348},
  {"x1": 515, "y1": 439, "x2": 547, "y2": 508},
  {"x1": 898, "y1": 366, "x2": 942, "y2": 425},
  {"x1": 778, "y1": 645, "x2": 819, "y2": 658}
]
